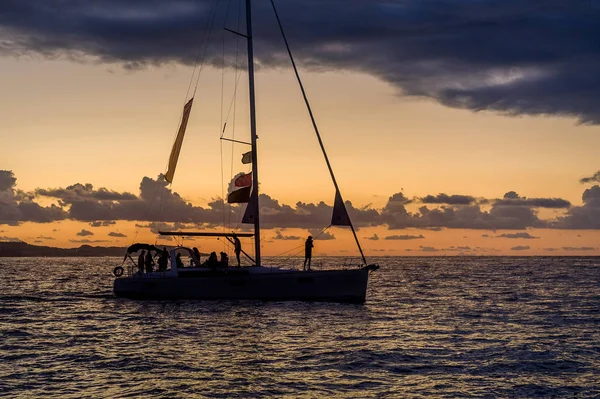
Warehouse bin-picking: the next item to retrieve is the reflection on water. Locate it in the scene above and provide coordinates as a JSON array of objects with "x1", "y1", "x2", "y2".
[{"x1": 1, "y1": 256, "x2": 599, "y2": 398}]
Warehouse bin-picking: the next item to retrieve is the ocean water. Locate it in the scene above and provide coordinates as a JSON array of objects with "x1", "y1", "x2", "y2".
[{"x1": 1, "y1": 256, "x2": 599, "y2": 398}]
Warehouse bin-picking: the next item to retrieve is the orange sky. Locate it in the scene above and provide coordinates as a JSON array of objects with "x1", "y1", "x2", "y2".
[{"x1": 2, "y1": 57, "x2": 600, "y2": 256}]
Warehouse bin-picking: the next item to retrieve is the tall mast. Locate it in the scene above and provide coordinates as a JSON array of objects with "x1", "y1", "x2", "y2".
[{"x1": 245, "y1": 0, "x2": 261, "y2": 266}]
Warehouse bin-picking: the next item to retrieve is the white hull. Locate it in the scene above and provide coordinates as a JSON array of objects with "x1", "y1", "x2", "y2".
[{"x1": 114, "y1": 266, "x2": 376, "y2": 303}]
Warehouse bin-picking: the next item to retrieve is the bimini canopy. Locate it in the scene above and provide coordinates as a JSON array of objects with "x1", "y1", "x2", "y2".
[{"x1": 126, "y1": 243, "x2": 162, "y2": 254}]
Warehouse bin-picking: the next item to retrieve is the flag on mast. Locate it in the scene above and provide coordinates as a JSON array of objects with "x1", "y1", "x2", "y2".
[
  {"x1": 234, "y1": 172, "x2": 252, "y2": 187},
  {"x1": 165, "y1": 98, "x2": 194, "y2": 183},
  {"x1": 241, "y1": 151, "x2": 252, "y2": 164},
  {"x1": 331, "y1": 190, "x2": 352, "y2": 226}
]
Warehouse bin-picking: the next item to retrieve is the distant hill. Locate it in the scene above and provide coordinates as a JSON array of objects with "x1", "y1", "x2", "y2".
[{"x1": 0, "y1": 241, "x2": 126, "y2": 257}]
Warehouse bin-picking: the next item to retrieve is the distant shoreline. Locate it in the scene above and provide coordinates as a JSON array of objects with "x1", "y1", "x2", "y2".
[{"x1": 0, "y1": 241, "x2": 127, "y2": 257}]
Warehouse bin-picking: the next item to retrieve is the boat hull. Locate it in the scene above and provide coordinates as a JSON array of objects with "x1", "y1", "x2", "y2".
[{"x1": 114, "y1": 267, "x2": 373, "y2": 303}]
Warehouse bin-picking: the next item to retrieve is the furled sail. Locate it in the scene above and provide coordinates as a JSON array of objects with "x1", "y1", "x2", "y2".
[
  {"x1": 165, "y1": 98, "x2": 194, "y2": 183},
  {"x1": 331, "y1": 190, "x2": 352, "y2": 226}
]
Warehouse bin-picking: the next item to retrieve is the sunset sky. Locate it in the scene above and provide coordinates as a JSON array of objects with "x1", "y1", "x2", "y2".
[{"x1": 2, "y1": 0, "x2": 600, "y2": 257}]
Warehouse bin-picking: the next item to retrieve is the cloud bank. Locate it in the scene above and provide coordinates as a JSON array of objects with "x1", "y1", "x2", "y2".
[
  {"x1": 2, "y1": 170, "x2": 600, "y2": 231},
  {"x1": 0, "y1": 1, "x2": 599, "y2": 123}
]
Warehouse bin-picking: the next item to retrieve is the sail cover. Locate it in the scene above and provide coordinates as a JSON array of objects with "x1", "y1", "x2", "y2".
[
  {"x1": 331, "y1": 190, "x2": 352, "y2": 226},
  {"x1": 165, "y1": 98, "x2": 194, "y2": 183}
]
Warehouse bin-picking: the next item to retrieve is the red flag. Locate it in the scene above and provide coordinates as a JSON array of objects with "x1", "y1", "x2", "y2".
[{"x1": 235, "y1": 172, "x2": 252, "y2": 187}]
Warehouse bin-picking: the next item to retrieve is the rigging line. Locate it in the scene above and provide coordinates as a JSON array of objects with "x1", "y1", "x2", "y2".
[
  {"x1": 226, "y1": 0, "x2": 244, "y2": 229},
  {"x1": 271, "y1": 225, "x2": 330, "y2": 257},
  {"x1": 193, "y1": 0, "x2": 221, "y2": 96},
  {"x1": 162, "y1": 0, "x2": 220, "y2": 186},
  {"x1": 184, "y1": 0, "x2": 219, "y2": 102},
  {"x1": 269, "y1": 0, "x2": 367, "y2": 265},
  {"x1": 221, "y1": 0, "x2": 233, "y2": 136},
  {"x1": 221, "y1": 69, "x2": 244, "y2": 137},
  {"x1": 220, "y1": 0, "x2": 233, "y2": 236}
]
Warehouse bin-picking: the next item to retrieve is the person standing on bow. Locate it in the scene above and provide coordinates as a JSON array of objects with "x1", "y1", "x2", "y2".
[
  {"x1": 233, "y1": 235, "x2": 242, "y2": 267},
  {"x1": 304, "y1": 236, "x2": 314, "y2": 271}
]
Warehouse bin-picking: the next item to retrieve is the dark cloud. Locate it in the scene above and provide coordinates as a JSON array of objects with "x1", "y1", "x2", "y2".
[
  {"x1": 495, "y1": 191, "x2": 571, "y2": 209},
  {"x1": 543, "y1": 248, "x2": 559, "y2": 252},
  {"x1": 4, "y1": 170, "x2": 600, "y2": 233},
  {"x1": 90, "y1": 220, "x2": 116, "y2": 227},
  {"x1": 421, "y1": 193, "x2": 475, "y2": 205},
  {"x1": 1, "y1": 1, "x2": 599, "y2": 123},
  {"x1": 0, "y1": 170, "x2": 67, "y2": 225},
  {"x1": 108, "y1": 232, "x2": 127, "y2": 237},
  {"x1": 419, "y1": 246, "x2": 439, "y2": 252},
  {"x1": 384, "y1": 234, "x2": 425, "y2": 240},
  {"x1": 382, "y1": 192, "x2": 546, "y2": 230},
  {"x1": 553, "y1": 185, "x2": 600, "y2": 229},
  {"x1": 496, "y1": 232, "x2": 539, "y2": 239},
  {"x1": 76, "y1": 229, "x2": 94, "y2": 237},
  {"x1": 272, "y1": 230, "x2": 301, "y2": 240},
  {"x1": 510, "y1": 245, "x2": 530, "y2": 251},
  {"x1": 580, "y1": 171, "x2": 600, "y2": 184}
]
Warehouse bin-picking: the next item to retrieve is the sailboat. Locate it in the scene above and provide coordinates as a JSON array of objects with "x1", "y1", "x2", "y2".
[{"x1": 113, "y1": 0, "x2": 379, "y2": 303}]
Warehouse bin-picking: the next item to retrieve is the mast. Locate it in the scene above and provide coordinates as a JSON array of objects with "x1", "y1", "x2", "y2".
[{"x1": 245, "y1": 0, "x2": 261, "y2": 266}]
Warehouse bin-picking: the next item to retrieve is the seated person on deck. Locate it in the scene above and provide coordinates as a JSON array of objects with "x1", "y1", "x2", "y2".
[
  {"x1": 203, "y1": 252, "x2": 219, "y2": 268},
  {"x1": 175, "y1": 253, "x2": 184, "y2": 268},
  {"x1": 219, "y1": 252, "x2": 229, "y2": 268}
]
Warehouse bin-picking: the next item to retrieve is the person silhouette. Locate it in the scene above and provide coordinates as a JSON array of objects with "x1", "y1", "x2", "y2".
[
  {"x1": 233, "y1": 235, "x2": 242, "y2": 267},
  {"x1": 192, "y1": 247, "x2": 201, "y2": 266},
  {"x1": 145, "y1": 250, "x2": 154, "y2": 273},
  {"x1": 304, "y1": 236, "x2": 314, "y2": 271},
  {"x1": 138, "y1": 250, "x2": 145, "y2": 274}
]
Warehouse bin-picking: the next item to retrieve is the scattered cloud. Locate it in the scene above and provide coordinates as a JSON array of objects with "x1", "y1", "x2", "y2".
[
  {"x1": 366, "y1": 233, "x2": 380, "y2": 241},
  {"x1": 309, "y1": 229, "x2": 335, "y2": 240},
  {"x1": 421, "y1": 193, "x2": 475, "y2": 205},
  {"x1": 384, "y1": 234, "x2": 425, "y2": 240},
  {"x1": 496, "y1": 232, "x2": 539, "y2": 239},
  {"x1": 580, "y1": 171, "x2": 600, "y2": 184},
  {"x1": 108, "y1": 232, "x2": 127, "y2": 238},
  {"x1": 76, "y1": 229, "x2": 94, "y2": 237},
  {"x1": 36, "y1": 235, "x2": 55, "y2": 240},
  {"x1": 495, "y1": 191, "x2": 570, "y2": 209},
  {"x1": 562, "y1": 246, "x2": 597, "y2": 251},
  {"x1": 272, "y1": 230, "x2": 301, "y2": 240},
  {"x1": 90, "y1": 220, "x2": 116, "y2": 227},
  {"x1": 419, "y1": 246, "x2": 439, "y2": 252},
  {"x1": 510, "y1": 245, "x2": 530, "y2": 251}
]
